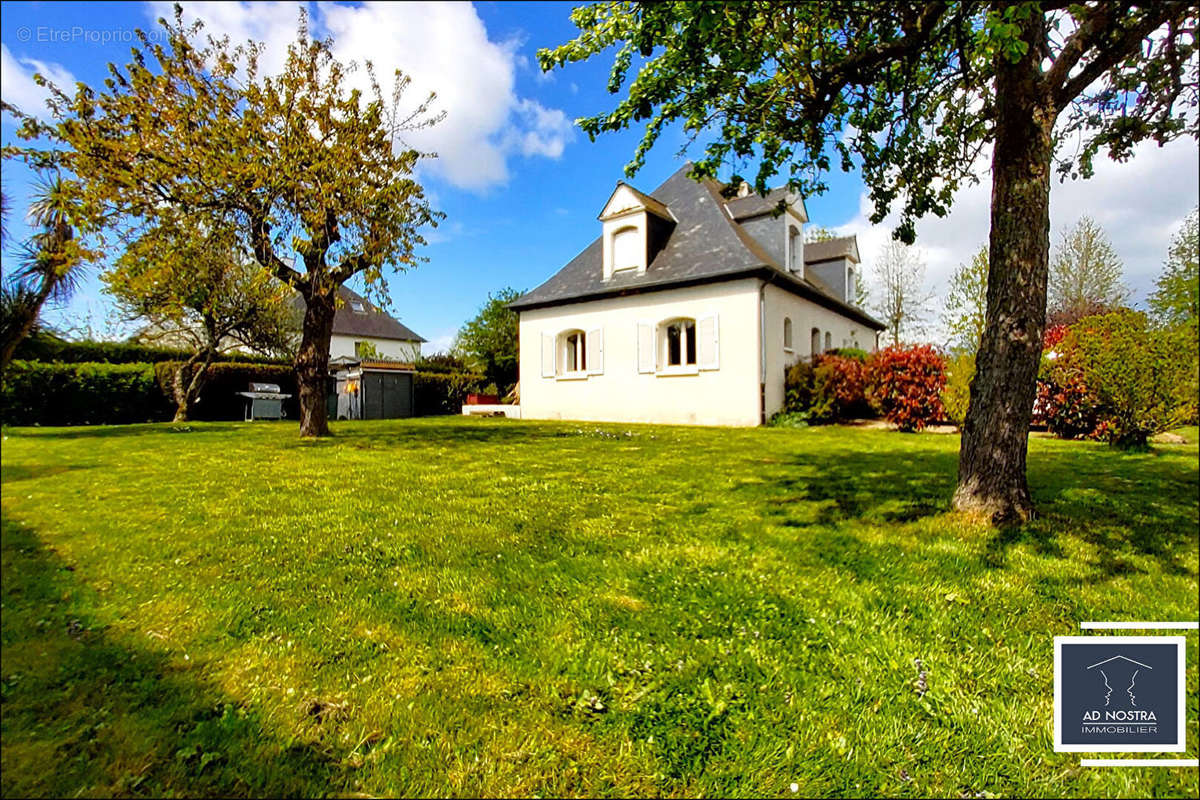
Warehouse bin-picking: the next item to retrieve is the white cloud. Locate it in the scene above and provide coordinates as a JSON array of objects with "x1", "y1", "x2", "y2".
[
  {"x1": 422, "y1": 329, "x2": 458, "y2": 356},
  {"x1": 832, "y1": 136, "x2": 1199, "y2": 341},
  {"x1": 0, "y1": 44, "x2": 76, "y2": 121},
  {"x1": 152, "y1": 1, "x2": 572, "y2": 192}
]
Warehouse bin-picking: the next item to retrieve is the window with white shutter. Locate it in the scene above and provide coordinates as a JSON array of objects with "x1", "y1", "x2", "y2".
[
  {"x1": 541, "y1": 333, "x2": 555, "y2": 378},
  {"x1": 637, "y1": 321, "x2": 655, "y2": 373},
  {"x1": 697, "y1": 313, "x2": 719, "y2": 370},
  {"x1": 586, "y1": 328, "x2": 604, "y2": 375}
]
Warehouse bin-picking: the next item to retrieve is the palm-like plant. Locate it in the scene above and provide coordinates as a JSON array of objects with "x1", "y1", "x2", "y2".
[{"x1": 0, "y1": 174, "x2": 95, "y2": 373}]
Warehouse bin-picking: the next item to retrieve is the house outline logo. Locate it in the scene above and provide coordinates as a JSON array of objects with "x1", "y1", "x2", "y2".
[
  {"x1": 1086, "y1": 655, "x2": 1151, "y2": 707},
  {"x1": 1054, "y1": 635, "x2": 1186, "y2": 753}
]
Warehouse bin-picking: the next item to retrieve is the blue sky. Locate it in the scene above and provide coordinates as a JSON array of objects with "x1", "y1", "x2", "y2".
[{"x1": 3, "y1": 1, "x2": 1197, "y2": 352}]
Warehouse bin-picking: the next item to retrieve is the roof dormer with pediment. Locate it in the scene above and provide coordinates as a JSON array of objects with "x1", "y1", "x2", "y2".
[{"x1": 598, "y1": 182, "x2": 676, "y2": 280}]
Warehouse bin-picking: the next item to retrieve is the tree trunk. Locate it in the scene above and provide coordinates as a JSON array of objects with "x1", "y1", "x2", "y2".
[
  {"x1": 953, "y1": 13, "x2": 1055, "y2": 524},
  {"x1": 295, "y1": 289, "x2": 336, "y2": 437},
  {"x1": 172, "y1": 349, "x2": 215, "y2": 423}
]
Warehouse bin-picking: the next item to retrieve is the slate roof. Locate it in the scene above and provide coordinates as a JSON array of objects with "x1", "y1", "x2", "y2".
[
  {"x1": 724, "y1": 187, "x2": 797, "y2": 221},
  {"x1": 291, "y1": 286, "x2": 426, "y2": 342},
  {"x1": 510, "y1": 164, "x2": 884, "y2": 330}
]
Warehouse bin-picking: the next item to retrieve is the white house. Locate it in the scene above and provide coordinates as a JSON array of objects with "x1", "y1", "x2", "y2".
[
  {"x1": 509, "y1": 164, "x2": 885, "y2": 427},
  {"x1": 294, "y1": 286, "x2": 426, "y2": 363}
]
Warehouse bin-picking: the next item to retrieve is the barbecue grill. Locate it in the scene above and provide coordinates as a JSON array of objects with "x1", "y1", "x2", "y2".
[{"x1": 236, "y1": 382, "x2": 292, "y2": 421}]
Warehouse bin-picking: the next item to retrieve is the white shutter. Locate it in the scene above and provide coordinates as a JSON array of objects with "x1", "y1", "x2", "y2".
[
  {"x1": 541, "y1": 332, "x2": 555, "y2": 378},
  {"x1": 637, "y1": 321, "x2": 655, "y2": 373},
  {"x1": 587, "y1": 328, "x2": 604, "y2": 375},
  {"x1": 697, "y1": 313, "x2": 719, "y2": 370}
]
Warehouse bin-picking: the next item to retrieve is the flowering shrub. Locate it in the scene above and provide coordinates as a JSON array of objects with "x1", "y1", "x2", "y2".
[
  {"x1": 783, "y1": 360, "x2": 816, "y2": 414},
  {"x1": 865, "y1": 345, "x2": 947, "y2": 431},
  {"x1": 1033, "y1": 362, "x2": 1103, "y2": 439},
  {"x1": 1042, "y1": 324, "x2": 1069, "y2": 350}
]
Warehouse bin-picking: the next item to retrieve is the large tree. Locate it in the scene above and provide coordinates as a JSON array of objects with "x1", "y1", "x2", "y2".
[
  {"x1": 106, "y1": 214, "x2": 296, "y2": 421},
  {"x1": 541, "y1": 1, "x2": 1198, "y2": 522},
  {"x1": 454, "y1": 287, "x2": 522, "y2": 392},
  {"x1": 1047, "y1": 215, "x2": 1128, "y2": 325},
  {"x1": 943, "y1": 245, "x2": 990, "y2": 354},
  {"x1": 3, "y1": 9, "x2": 440, "y2": 436},
  {"x1": 1149, "y1": 207, "x2": 1199, "y2": 327},
  {"x1": 872, "y1": 240, "x2": 934, "y2": 345}
]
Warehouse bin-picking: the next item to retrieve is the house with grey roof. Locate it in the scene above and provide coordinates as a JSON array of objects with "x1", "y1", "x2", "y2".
[
  {"x1": 509, "y1": 163, "x2": 885, "y2": 426},
  {"x1": 291, "y1": 286, "x2": 426, "y2": 363}
]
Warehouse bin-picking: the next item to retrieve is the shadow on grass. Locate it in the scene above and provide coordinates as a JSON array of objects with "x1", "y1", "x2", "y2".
[
  {"x1": 743, "y1": 437, "x2": 1197, "y2": 582},
  {"x1": 0, "y1": 517, "x2": 340, "y2": 798},
  {"x1": 0, "y1": 463, "x2": 94, "y2": 484}
]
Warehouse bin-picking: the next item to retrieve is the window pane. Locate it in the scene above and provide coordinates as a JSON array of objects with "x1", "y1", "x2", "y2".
[
  {"x1": 685, "y1": 320, "x2": 696, "y2": 365},
  {"x1": 667, "y1": 323, "x2": 681, "y2": 366},
  {"x1": 578, "y1": 333, "x2": 586, "y2": 371}
]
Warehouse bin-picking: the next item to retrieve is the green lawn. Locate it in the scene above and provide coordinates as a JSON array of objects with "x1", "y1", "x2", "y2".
[{"x1": 1, "y1": 418, "x2": 1197, "y2": 798}]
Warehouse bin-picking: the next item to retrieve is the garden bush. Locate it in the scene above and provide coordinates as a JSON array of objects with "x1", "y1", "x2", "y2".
[
  {"x1": 1059, "y1": 311, "x2": 1198, "y2": 448},
  {"x1": 810, "y1": 354, "x2": 870, "y2": 421},
  {"x1": 941, "y1": 351, "x2": 975, "y2": 428},
  {"x1": 865, "y1": 345, "x2": 947, "y2": 431},
  {"x1": 1034, "y1": 358, "x2": 1103, "y2": 439},
  {"x1": 0, "y1": 361, "x2": 172, "y2": 425},
  {"x1": 14, "y1": 335, "x2": 285, "y2": 365},
  {"x1": 415, "y1": 371, "x2": 486, "y2": 416},
  {"x1": 783, "y1": 360, "x2": 816, "y2": 415}
]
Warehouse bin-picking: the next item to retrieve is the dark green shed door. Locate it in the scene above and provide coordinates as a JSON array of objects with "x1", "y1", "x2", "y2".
[{"x1": 363, "y1": 372, "x2": 414, "y2": 419}]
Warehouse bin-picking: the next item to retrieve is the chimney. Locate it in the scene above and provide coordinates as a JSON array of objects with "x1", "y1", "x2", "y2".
[{"x1": 736, "y1": 181, "x2": 752, "y2": 198}]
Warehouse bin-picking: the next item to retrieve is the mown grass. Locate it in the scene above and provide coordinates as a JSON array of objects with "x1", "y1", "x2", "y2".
[{"x1": 1, "y1": 418, "x2": 1196, "y2": 798}]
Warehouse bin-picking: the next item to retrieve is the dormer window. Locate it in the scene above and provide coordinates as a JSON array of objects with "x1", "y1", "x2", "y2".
[
  {"x1": 599, "y1": 182, "x2": 675, "y2": 280},
  {"x1": 788, "y1": 226, "x2": 802, "y2": 275},
  {"x1": 611, "y1": 226, "x2": 640, "y2": 273},
  {"x1": 351, "y1": 301, "x2": 367, "y2": 313}
]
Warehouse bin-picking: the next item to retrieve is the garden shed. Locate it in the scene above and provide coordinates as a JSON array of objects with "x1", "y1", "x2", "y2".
[{"x1": 328, "y1": 357, "x2": 416, "y2": 420}]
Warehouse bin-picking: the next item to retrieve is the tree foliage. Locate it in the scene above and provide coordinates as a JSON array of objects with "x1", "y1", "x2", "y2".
[
  {"x1": 453, "y1": 287, "x2": 522, "y2": 392},
  {"x1": 1047, "y1": 216, "x2": 1128, "y2": 324},
  {"x1": 3, "y1": 7, "x2": 440, "y2": 435},
  {"x1": 942, "y1": 245, "x2": 989, "y2": 354},
  {"x1": 105, "y1": 214, "x2": 296, "y2": 421},
  {"x1": 0, "y1": 174, "x2": 98, "y2": 373},
  {"x1": 1149, "y1": 207, "x2": 1199, "y2": 328}
]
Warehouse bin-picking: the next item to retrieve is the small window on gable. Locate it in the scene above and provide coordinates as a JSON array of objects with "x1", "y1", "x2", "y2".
[
  {"x1": 351, "y1": 301, "x2": 367, "y2": 313},
  {"x1": 558, "y1": 329, "x2": 587, "y2": 374},
  {"x1": 660, "y1": 318, "x2": 696, "y2": 369},
  {"x1": 783, "y1": 317, "x2": 793, "y2": 351},
  {"x1": 611, "y1": 226, "x2": 640, "y2": 272}
]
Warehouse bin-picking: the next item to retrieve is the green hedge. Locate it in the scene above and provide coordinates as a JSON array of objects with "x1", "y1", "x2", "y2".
[
  {"x1": 415, "y1": 371, "x2": 486, "y2": 416},
  {"x1": 0, "y1": 361, "x2": 173, "y2": 426},
  {"x1": 14, "y1": 336, "x2": 286, "y2": 365},
  {"x1": 3, "y1": 360, "x2": 486, "y2": 425}
]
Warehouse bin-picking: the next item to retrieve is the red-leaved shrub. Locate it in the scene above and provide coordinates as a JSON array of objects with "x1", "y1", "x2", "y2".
[
  {"x1": 811, "y1": 353, "x2": 870, "y2": 421},
  {"x1": 866, "y1": 345, "x2": 947, "y2": 431}
]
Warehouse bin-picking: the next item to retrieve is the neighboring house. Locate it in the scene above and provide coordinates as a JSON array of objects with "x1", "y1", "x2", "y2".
[
  {"x1": 509, "y1": 163, "x2": 885, "y2": 427},
  {"x1": 293, "y1": 286, "x2": 426, "y2": 363}
]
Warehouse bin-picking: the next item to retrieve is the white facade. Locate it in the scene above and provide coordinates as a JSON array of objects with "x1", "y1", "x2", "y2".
[
  {"x1": 329, "y1": 334, "x2": 421, "y2": 363},
  {"x1": 520, "y1": 280, "x2": 762, "y2": 427}
]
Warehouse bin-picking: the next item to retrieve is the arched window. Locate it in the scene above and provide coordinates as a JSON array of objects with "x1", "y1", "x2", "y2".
[
  {"x1": 783, "y1": 317, "x2": 793, "y2": 351},
  {"x1": 660, "y1": 317, "x2": 697, "y2": 368},
  {"x1": 824, "y1": 331, "x2": 832, "y2": 352},
  {"x1": 788, "y1": 226, "x2": 801, "y2": 273},
  {"x1": 558, "y1": 329, "x2": 587, "y2": 374},
  {"x1": 846, "y1": 267, "x2": 856, "y2": 304},
  {"x1": 811, "y1": 327, "x2": 821, "y2": 357},
  {"x1": 611, "y1": 226, "x2": 640, "y2": 272}
]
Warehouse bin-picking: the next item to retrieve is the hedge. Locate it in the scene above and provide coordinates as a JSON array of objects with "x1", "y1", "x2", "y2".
[
  {"x1": 415, "y1": 371, "x2": 487, "y2": 416},
  {"x1": 0, "y1": 361, "x2": 172, "y2": 426},
  {"x1": 155, "y1": 362, "x2": 299, "y2": 421},
  {"x1": 13, "y1": 336, "x2": 286, "y2": 366}
]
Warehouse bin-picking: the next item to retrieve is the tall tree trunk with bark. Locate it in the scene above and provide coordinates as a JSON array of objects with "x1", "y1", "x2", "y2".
[
  {"x1": 171, "y1": 347, "x2": 216, "y2": 423},
  {"x1": 954, "y1": 12, "x2": 1055, "y2": 524},
  {"x1": 295, "y1": 289, "x2": 336, "y2": 437}
]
